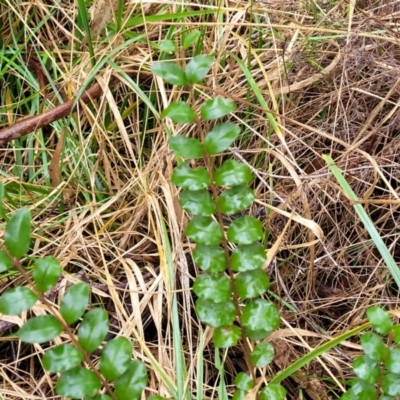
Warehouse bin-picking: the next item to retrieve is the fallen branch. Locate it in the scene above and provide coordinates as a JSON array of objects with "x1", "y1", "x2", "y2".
[{"x1": 0, "y1": 75, "x2": 121, "y2": 145}]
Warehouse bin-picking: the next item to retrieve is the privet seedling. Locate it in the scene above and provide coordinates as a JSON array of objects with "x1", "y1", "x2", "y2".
[
  {"x1": 151, "y1": 53, "x2": 285, "y2": 399},
  {"x1": 0, "y1": 191, "x2": 147, "y2": 400},
  {"x1": 341, "y1": 306, "x2": 400, "y2": 399}
]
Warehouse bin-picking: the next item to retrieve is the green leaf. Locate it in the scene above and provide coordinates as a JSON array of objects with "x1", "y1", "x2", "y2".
[
  {"x1": 227, "y1": 216, "x2": 263, "y2": 245},
  {"x1": 245, "y1": 328, "x2": 271, "y2": 341},
  {"x1": 179, "y1": 190, "x2": 216, "y2": 216},
  {"x1": 231, "y1": 243, "x2": 266, "y2": 272},
  {"x1": 161, "y1": 102, "x2": 196, "y2": 123},
  {"x1": 56, "y1": 367, "x2": 101, "y2": 398},
  {"x1": 242, "y1": 299, "x2": 280, "y2": 334},
  {"x1": 0, "y1": 286, "x2": 37, "y2": 315},
  {"x1": 196, "y1": 298, "x2": 236, "y2": 327},
  {"x1": 0, "y1": 250, "x2": 13, "y2": 273},
  {"x1": 18, "y1": 315, "x2": 62, "y2": 343},
  {"x1": 159, "y1": 39, "x2": 177, "y2": 52},
  {"x1": 251, "y1": 342, "x2": 274, "y2": 368},
  {"x1": 33, "y1": 256, "x2": 62, "y2": 292},
  {"x1": 259, "y1": 384, "x2": 287, "y2": 400},
  {"x1": 214, "y1": 160, "x2": 253, "y2": 187},
  {"x1": 150, "y1": 62, "x2": 187, "y2": 86},
  {"x1": 393, "y1": 325, "x2": 400, "y2": 344},
  {"x1": 352, "y1": 356, "x2": 380, "y2": 384},
  {"x1": 87, "y1": 395, "x2": 113, "y2": 400},
  {"x1": 100, "y1": 336, "x2": 133, "y2": 381},
  {"x1": 148, "y1": 397, "x2": 169, "y2": 400},
  {"x1": 4, "y1": 208, "x2": 31, "y2": 258},
  {"x1": 185, "y1": 216, "x2": 223, "y2": 245},
  {"x1": 235, "y1": 269, "x2": 269, "y2": 299},
  {"x1": 235, "y1": 372, "x2": 254, "y2": 391},
  {"x1": 60, "y1": 282, "x2": 90, "y2": 324},
  {"x1": 78, "y1": 308, "x2": 109, "y2": 353},
  {"x1": 200, "y1": 97, "x2": 236, "y2": 121},
  {"x1": 193, "y1": 273, "x2": 231, "y2": 302},
  {"x1": 350, "y1": 378, "x2": 377, "y2": 399},
  {"x1": 193, "y1": 244, "x2": 226, "y2": 273},
  {"x1": 169, "y1": 136, "x2": 204, "y2": 159},
  {"x1": 219, "y1": 186, "x2": 255, "y2": 215},
  {"x1": 382, "y1": 374, "x2": 400, "y2": 396},
  {"x1": 185, "y1": 54, "x2": 214, "y2": 83},
  {"x1": 114, "y1": 360, "x2": 148, "y2": 400},
  {"x1": 204, "y1": 123, "x2": 241, "y2": 155},
  {"x1": 0, "y1": 181, "x2": 4, "y2": 216},
  {"x1": 171, "y1": 163, "x2": 211, "y2": 190},
  {"x1": 213, "y1": 325, "x2": 241, "y2": 348},
  {"x1": 182, "y1": 30, "x2": 201, "y2": 49},
  {"x1": 386, "y1": 349, "x2": 400, "y2": 374},
  {"x1": 42, "y1": 343, "x2": 84, "y2": 372},
  {"x1": 361, "y1": 332, "x2": 388, "y2": 362},
  {"x1": 366, "y1": 306, "x2": 393, "y2": 335},
  {"x1": 232, "y1": 390, "x2": 246, "y2": 400}
]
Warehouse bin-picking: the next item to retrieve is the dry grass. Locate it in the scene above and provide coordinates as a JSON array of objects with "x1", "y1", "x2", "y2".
[{"x1": 1, "y1": 0, "x2": 400, "y2": 399}]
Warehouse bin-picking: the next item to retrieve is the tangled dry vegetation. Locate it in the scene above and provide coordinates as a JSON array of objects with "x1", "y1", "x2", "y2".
[{"x1": 1, "y1": 0, "x2": 400, "y2": 398}]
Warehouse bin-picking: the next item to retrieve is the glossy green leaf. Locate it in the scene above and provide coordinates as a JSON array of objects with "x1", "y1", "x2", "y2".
[
  {"x1": 169, "y1": 136, "x2": 204, "y2": 159},
  {"x1": 251, "y1": 342, "x2": 274, "y2": 368},
  {"x1": 100, "y1": 336, "x2": 133, "y2": 381},
  {"x1": 193, "y1": 244, "x2": 226, "y2": 273},
  {"x1": 366, "y1": 306, "x2": 393, "y2": 335},
  {"x1": 171, "y1": 163, "x2": 211, "y2": 190},
  {"x1": 214, "y1": 160, "x2": 253, "y2": 187},
  {"x1": 259, "y1": 384, "x2": 287, "y2": 400},
  {"x1": 196, "y1": 298, "x2": 236, "y2": 327},
  {"x1": 185, "y1": 216, "x2": 223, "y2": 245},
  {"x1": 18, "y1": 315, "x2": 62, "y2": 343},
  {"x1": 60, "y1": 282, "x2": 90, "y2": 324},
  {"x1": 88, "y1": 395, "x2": 113, "y2": 400},
  {"x1": 161, "y1": 102, "x2": 196, "y2": 123},
  {"x1": 232, "y1": 390, "x2": 246, "y2": 400},
  {"x1": 227, "y1": 216, "x2": 263, "y2": 245},
  {"x1": 42, "y1": 343, "x2": 84, "y2": 372},
  {"x1": 4, "y1": 208, "x2": 31, "y2": 258},
  {"x1": 235, "y1": 372, "x2": 254, "y2": 391},
  {"x1": 78, "y1": 308, "x2": 109, "y2": 353},
  {"x1": 386, "y1": 349, "x2": 400, "y2": 374},
  {"x1": 185, "y1": 54, "x2": 214, "y2": 83},
  {"x1": 33, "y1": 256, "x2": 62, "y2": 292},
  {"x1": 219, "y1": 186, "x2": 255, "y2": 215},
  {"x1": 148, "y1": 396, "x2": 169, "y2": 400},
  {"x1": 182, "y1": 30, "x2": 201, "y2": 49},
  {"x1": 179, "y1": 190, "x2": 216, "y2": 216},
  {"x1": 350, "y1": 378, "x2": 377, "y2": 399},
  {"x1": 361, "y1": 332, "x2": 387, "y2": 361},
  {"x1": 200, "y1": 97, "x2": 236, "y2": 121},
  {"x1": 352, "y1": 356, "x2": 380, "y2": 384},
  {"x1": 159, "y1": 39, "x2": 177, "y2": 52},
  {"x1": 213, "y1": 325, "x2": 241, "y2": 348},
  {"x1": 245, "y1": 328, "x2": 271, "y2": 341},
  {"x1": 114, "y1": 360, "x2": 147, "y2": 400},
  {"x1": 382, "y1": 374, "x2": 400, "y2": 396},
  {"x1": 151, "y1": 62, "x2": 187, "y2": 86},
  {"x1": 56, "y1": 367, "x2": 101, "y2": 398},
  {"x1": 242, "y1": 299, "x2": 280, "y2": 334},
  {"x1": 193, "y1": 273, "x2": 231, "y2": 302},
  {"x1": 393, "y1": 325, "x2": 400, "y2": 344},
  {"x1": 0, "y1": 250, "x2": 13, "y2": 273},
  {"x1": 235, "y1": 269, "x2": 269, "y2": 299},
  {"x1": 0, "y1": 286, "x2": 37, "y2": 315},
  {"x1": 204, "y1": 123, "x2": 241, "y2": 155},
  {"x1": 231, "y1": 243, "x2": 266, "y2": 272}
]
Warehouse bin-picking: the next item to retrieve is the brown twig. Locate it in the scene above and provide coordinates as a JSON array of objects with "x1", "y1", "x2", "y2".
[{"x1": 0, "y1": 75, "x2": 121, "y2": 145}]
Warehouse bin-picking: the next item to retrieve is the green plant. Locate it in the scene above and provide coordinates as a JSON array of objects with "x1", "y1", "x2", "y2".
[
  {"x1": 151, "y1": 51, "x2": 285, "y2": 399},
  {"x1": 340, "y1": 306, "x2": 400, "y2": 399},
  {"x1": 0, "y1": 186, "x2": 147, "y2": 400}
]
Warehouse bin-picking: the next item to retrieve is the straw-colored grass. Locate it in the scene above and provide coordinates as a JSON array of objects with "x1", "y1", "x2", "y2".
[{"x1": 1, "y1": 0, "x2": 400, "y2": 398}]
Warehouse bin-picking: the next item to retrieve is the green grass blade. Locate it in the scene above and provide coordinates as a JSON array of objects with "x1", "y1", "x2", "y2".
[{"x1": 323, "y1": 155, "x2": 400, "y2": 288}]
